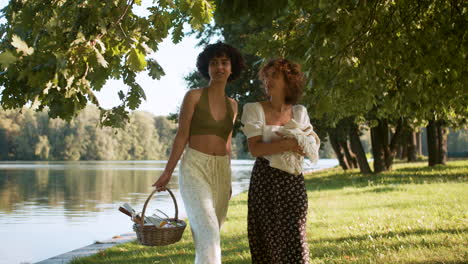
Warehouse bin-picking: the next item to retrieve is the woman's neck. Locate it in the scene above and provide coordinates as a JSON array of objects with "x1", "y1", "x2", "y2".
[
  {"x1": 208, "y1": 81, "x2": 226, "y2": 97},
  {"x1": 269, "y1": 97, "x2": 289, "y2": 113}
]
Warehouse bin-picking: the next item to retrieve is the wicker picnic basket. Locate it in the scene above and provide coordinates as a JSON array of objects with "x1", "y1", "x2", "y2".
[{"x1": 133, "y1": 188, "x2": 186, "y2": 246}]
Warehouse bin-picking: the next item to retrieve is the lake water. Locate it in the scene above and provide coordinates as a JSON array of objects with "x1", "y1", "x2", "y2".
[{"x1": 0, "y1": 159, "x2": 338, "y2": 264}]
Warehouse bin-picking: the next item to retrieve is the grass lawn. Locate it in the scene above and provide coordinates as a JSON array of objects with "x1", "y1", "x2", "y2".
[{"x1": 70, "y1": 160, "x2": 468, "y2": 264}]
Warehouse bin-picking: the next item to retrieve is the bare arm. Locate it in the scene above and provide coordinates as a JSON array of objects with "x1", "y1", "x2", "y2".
[
  {"x1": 227, "y1": 99, "x2": 237, "y2": 199},
  {"x1": 247, "y1": 135, "x2": 301, "y2": 157},
  {"x1": 153, "y1": 90, "x2": 198, "y2": 190},
  {"x1": 226, "y1": 99, "x2": 238, "y2": 159},
  {"x1": 226, "y1": 132, "x2": 233, "y2": 158}
]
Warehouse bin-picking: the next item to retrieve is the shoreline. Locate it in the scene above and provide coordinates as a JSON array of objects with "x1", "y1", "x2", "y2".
[
  {"x1": 35, "y1": 233, "x2": 137, "y2": 264},
  {"x1": 34, "y1": 188, "x2": 249, "y2": 264}
]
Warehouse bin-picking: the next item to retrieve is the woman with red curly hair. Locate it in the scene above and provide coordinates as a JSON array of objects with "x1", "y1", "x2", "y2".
[{"x1": 241, "y1": 59, "x2": 313, "y2": 263}]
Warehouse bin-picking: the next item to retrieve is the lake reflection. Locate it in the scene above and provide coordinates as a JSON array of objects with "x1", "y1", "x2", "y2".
[{"x1": 0, "y1": 159, "x2": 337, "y2": 264}]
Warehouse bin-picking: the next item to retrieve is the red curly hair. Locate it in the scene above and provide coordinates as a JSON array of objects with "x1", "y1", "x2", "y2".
[{"x1": 258, "y1": 59, "x2": 304, "y2": 105}]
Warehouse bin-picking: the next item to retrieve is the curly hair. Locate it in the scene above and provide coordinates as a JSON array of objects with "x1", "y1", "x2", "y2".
[
  {"x1": 258, "y1": 58, "x2": 304, "y2": 105},
  {"x1": 196, "y1": 42, "x2": 245, "y2": 82}
]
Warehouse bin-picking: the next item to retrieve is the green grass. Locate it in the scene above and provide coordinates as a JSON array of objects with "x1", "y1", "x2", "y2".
[{"x1": 70, "y1": 160, "x2": 468, "y2": 264}]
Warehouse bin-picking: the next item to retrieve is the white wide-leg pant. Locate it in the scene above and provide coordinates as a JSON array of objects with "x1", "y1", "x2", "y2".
[{"x1": 179, "y1": 147, "x2": 231, "y2": 264}]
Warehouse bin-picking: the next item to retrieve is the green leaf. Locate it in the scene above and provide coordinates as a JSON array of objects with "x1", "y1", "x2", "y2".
[
  {"x1": 182, "y1": 0, "x2": 214, "y2": 30},
  {"x1": 70, "y1": 32, "x2": 87, "y2": 46},
  {"x1": 171, "y1": 22, "x2": 184, "y2": 43},
  {"x1": 118, "y1": 90, "x2": 125, "y2": 100},
  {"x1": 158, "y1": 0, "x2": 175, "y2": 8},
  {"x1": 147, "y1": 59, "x2": 165, "y2": 80},
  {"x1": 315, "y1": 95, "x2": 333, "y2": 117},
  {"x1": 0, "y1": 51, "x2": 17, "y2": 67},
  {"x1": 11, "y1": 35, "x2": 34, "y2": 56},
  {"x1": 93, "y1": 47, "x2": 109, "y2": 68},
  {"x1": 138, "y1": 41, "x2": 154, "y2": 54},
  {"x1": 126, "y1": 48, "x2": 147, "y2": 72},
  {"x1": 127, "y1": 83, "x2": 145, "y2": 110}
]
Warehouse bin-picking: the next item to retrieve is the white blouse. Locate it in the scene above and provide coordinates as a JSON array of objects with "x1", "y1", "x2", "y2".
[{"x1": 240, "y1": 102, "x2": 314, "y2": 173}]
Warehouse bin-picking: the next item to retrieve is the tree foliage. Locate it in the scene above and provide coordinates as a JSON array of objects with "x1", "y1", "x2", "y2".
[
  {"x1": 0, "y1": 0, "x2": 215, "y2": 127},
  {"x1": 210, "y1": 0, "x2": 467, "y2": 170},
  {"x1": 213, "y1": 0, "x2": 467, "y2": 126}
]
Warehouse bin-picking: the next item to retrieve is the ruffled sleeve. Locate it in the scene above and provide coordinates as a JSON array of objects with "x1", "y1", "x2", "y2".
[
  {"x1": 241, "y1": 103, "x2": 264, "y2": 138},
  {"x1": 295, "y1": 105, "x2": 312, "y2": 127},
  {"x1": 295, "y1": 104, "x2": 321, "y2": 146}
]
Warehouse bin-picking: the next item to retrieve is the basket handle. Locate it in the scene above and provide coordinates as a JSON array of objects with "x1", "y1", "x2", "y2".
[{"x1": 139, "y1": 188, "x2": 179, "y2": 226}]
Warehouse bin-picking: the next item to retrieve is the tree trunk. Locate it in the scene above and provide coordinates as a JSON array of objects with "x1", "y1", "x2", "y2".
[
  {"x1": 398, "y1": 123, "x2": 410, "y2": 160},
  {"x1": 396, "y1": 144, "x2": 404, "y2": 160},
  {"x1": 371, "y1": 119, "x2": 406, "y2": 172},
  {"x1": 427, "y1": 120, "x2": 439, "y2": 166},
  {"x1": 436, "y1": 120, "x2": 448, "y2": 165},
  {"x1": 349, "y1": 123, "x2": 372, "y2": 174},
  {"x1": 342, "y1": 140, "x2": 358, "y2": 169},
  {"x1": 371, "y1": 123, "x2": 387, "y2": 173},
  {"x1": 329, "y1": 132, "x2": 351, "y2": 170},
  {"x1": 386, "y1": 119, "x2": 405, "y2": 170},
  {"x1": 407, "y1": 132, "x2": 417, "y2": 162},
  {"x1": 401, "y1": 142, "x2": 408, "y2": 160},
  {"x1": 0, "y1": 128, "x2": 8, "y2": 160},
  {"x1": 415, "y1": 131, "x2": 423, "y2": 156}
]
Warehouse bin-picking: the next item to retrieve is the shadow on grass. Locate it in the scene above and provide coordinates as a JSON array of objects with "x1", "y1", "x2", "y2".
[
  {"x1": 309, "y1": 227, "x2": 468, "y2": 261},
  {"x1": 220, "y1": 234, "x2": 251, "y2": 264},
  {"x1": 310, "y1": 227, "x2": 468, "y2": 244},
  {"x1": 361, "y1": 186, "x2": 400, "y2": 193},
  {"x1": 396, "y1": 164, "x2": 468, "y2": 173},
  {"x1": 304, "y1": 163, "x2": 467, "y2": 192},
  {"x1": 409, "y1": 261, "x2": 467, "y2": 264}
]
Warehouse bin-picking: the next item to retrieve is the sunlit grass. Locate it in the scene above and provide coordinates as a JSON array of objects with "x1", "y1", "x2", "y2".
[{"x1": 70, "y1": 160, "x2": 468, "y2": 264}]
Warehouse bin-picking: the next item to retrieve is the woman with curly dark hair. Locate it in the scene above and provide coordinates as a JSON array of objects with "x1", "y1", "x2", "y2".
[
  {"x1": 241, "y1": 59, "x2": 317, "y2": 263},
  {"x1": 153, "y1": 42, "x2": 245, "y2": 264}
]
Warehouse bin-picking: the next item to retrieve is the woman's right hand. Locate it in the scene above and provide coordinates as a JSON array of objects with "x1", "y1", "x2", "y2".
[{"x1": 152, "y1": 171, "x2": 172, "y2": 191}]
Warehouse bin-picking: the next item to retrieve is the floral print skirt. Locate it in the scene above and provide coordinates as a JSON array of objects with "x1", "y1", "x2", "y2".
[{"x1": 248, "y1": 157, "x2": 310, "y2": 264}]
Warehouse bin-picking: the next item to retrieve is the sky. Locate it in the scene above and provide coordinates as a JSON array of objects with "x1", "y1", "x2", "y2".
[
  {"x1": 0, "y1": 1, "x2": 215, "y2": 116},
  {"x1": 96, "y1": 32, "x2": 204, "y2": 116}
]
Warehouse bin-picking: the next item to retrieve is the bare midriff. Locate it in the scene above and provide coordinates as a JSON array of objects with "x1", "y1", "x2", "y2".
[{"x1": 188, "y1": 135, "x2": 229, "y2": 156}]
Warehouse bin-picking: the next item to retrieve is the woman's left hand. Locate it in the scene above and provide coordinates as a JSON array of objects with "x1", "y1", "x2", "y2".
[
  {"x1": 292, "y1": 144, "x2": 305, "y2": 156},
  {"x1": 276, "y1": 132, "x2": 305, "y2": 156},
  {"x1": 294, "y1": 146, "x2": 306, "y2": 156}
]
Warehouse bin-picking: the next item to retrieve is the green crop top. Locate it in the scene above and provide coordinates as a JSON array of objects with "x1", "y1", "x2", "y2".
[{"x1": 190, "y1": 88, "x2": 234, "y2": 141}]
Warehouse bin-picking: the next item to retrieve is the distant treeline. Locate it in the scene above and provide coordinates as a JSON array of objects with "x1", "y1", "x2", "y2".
[
  {"x1": 0, "y1": 105, "x2": 337, "y2": 161},
  {"x1": 1, "y1": 106, "x2": 465, "y2": 161},
  {"x1": 0, "y1": 105, "x2": 177, "y2": 161}
]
